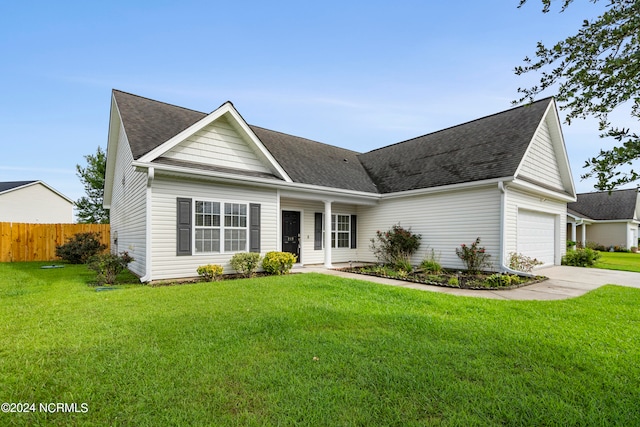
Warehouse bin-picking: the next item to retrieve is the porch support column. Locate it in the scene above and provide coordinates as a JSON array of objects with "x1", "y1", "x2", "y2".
[
  {"x1": 324, "y1": 200, "x2": 333, "y2": 268},
  {"x1": 581, "y1": 223, "x2": 587, "y2": 247},
  {"x1": 570, "y1": 222, "x2": 577, "y2": 249}
]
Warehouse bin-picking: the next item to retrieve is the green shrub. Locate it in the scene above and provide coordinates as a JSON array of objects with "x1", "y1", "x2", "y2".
[
  {"x1": 455, "y1": 237, "x2": 492, "y2": 274},
  {"x1": 230, "y1": 252, "x2": 262, "y2": 278},
  {"x1": 197, "y1": 264, "x2": 224, "y2": 282},
  {"x1": 508, "y1": 252, "x2": 543, "y2": 273},
  {"x1": 56, "y1": 232, "x2": 107, "y2": 264},
  {"x1": 395, "y1": 259, "x2": 413, "y2": 273},
  {"x1": 370, "y1": 224, "x2": 421, "y2": 267},
  {"x1": 562, "y1": 247, "x2": 601, "y2": 267},
  {"x1": 483, "y1": 273, "x2": 521, "y2": 288},
  {"x1": 447, "y1": 277, "x2": 459, "y2": 287},
  {"x1": 262, "y1": 251, "x2": 297, "y2": 275},
  {"x1": 88, "y1": 251, "x2": 133, "y2": 285}
]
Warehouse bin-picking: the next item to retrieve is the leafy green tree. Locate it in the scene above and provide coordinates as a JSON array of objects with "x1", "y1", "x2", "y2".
[
  {"x1": 76, "y1": 146, "x2": 109, "y2": 223},
  {"x1": 515, "y1": 0, "x2": 640, "y2": 190}
]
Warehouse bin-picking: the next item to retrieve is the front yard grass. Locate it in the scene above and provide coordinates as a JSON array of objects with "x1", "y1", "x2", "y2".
[
  {"x1": 2, "y1": 262, "x2": 640, "y2": 426},
  {"x1": 594, "y1": 251, "x2": 640, "y2": 272}
]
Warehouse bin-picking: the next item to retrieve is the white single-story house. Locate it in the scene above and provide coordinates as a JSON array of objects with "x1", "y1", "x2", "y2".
[
  {"x1": 0, "y1": 180, "x2": 74, "y2": 223},
  {"x1": 104, "y1": 90, "x2": 576, "y2": 282},
  {"x1": 568, "y1": 188, "x2": 640, "y2": 250}
]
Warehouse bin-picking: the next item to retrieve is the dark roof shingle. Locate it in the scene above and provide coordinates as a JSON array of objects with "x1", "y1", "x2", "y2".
[
  {"x1": 0, "y1": 181, "x2": 37, "y2": 193},
  {"x1": 113, "y1": 90, "x2": 205, "y2": 160},
  {"x1": 112, "y1": 90, "x2": 554, "y2": 195},
  {"x1": 568, "y1": 188, "x2": 639, "y2": 220},
  {"x1": 250, "y1": 126, "x2": 378, "y2": 193},
  {"x1": 358, "y1": 98, "x2": 552, "y2": 193}
]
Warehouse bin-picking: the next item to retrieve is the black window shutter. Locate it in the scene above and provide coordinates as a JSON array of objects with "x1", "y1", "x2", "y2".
[
  {"x1": 249, "y1": 203, "x2": 261, "y2": 253},
  {"x1": 176, "y1": 198, "x2": 192, "y2": 256},
  {"x1": 350, "y1": 215, "x2": 357, "y2": 249},
  {"x1": 314, "y1": 212, "x2": 323, "y2": 250}
]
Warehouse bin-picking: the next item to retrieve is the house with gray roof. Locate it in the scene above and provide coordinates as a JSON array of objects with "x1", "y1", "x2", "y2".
[
  {"x1": 0, "y1": 180, "x2": 74, "y2": 223},
  {"x1": 568, "y1": 188, "x2": 639, "y2": 250},
  {"x1": 104, "y1": 90, "x2": 576, "y2": 282}
]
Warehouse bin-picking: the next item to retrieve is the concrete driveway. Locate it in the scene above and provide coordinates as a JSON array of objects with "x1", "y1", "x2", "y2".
[{"x1": 302, "y1": 265, "x2": 640, "y2": 301}]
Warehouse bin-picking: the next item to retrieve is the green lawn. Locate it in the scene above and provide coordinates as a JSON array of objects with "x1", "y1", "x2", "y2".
[
  {"x1": 2, "y1": 262, "x2": 640, "y2": 426},
  {"x1": 594, "y1": 251, "x2": 640, "y2": 272}
]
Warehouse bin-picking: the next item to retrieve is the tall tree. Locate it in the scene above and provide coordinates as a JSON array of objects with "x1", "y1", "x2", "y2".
[
  {"x1": 515, "y1": 0, "x2": 640, "y2": 190},
  {"x1": 76, "y1": 146, "x2": 109, "y2": 224}
]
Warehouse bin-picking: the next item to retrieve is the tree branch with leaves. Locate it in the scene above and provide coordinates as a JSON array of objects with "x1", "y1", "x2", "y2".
[{"x1": 515, "y1": 0, "x2": 640, "y2": 190}]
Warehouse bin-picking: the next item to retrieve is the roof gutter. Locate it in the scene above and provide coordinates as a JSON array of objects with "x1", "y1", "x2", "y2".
[
  {"x1": 498, "y1": 181, "x2": 535, "y2": 277},
  {"x1": 131, "y1": 160, "x2": 381, "y2": 204}
]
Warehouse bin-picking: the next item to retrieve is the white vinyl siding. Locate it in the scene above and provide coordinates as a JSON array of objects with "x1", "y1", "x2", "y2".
[
  {"x1": 0, "y1": 183, "x2": 73, "y2": 223},
  {"x1": 109, "y1": 122, "x2": 148, "y2": 277},
  {"x1": 359, "y1": 186, "x2": 501, "y2": 270},
  {"x1": 163, "y1": 116, "x2": 271, "y2": 174},
  {"x1": 504, "y1": 186, "x2": 567, "y2": 266},
  {"x1": 517, "y1": 116, "x2": 564, "y2": 190},
  {"x1": 150, "y1": 176, "x2": 278, "y2": 280}
]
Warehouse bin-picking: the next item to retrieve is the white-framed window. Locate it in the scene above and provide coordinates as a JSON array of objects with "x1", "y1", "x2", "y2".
[
  {"x1": 332, "y1": 214, "x2": 350, "y2": 248},
  {"x1": 194, "y1": 200, "x2": 247, "y2": 253},
  {"x1": 322, "y1": 214, "x2": 351, "y2": 249}
]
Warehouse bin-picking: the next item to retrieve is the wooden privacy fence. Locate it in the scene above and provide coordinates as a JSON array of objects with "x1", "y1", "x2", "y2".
[{"x1": 0, "y1": 223, "x2": 110, "y2": 262}]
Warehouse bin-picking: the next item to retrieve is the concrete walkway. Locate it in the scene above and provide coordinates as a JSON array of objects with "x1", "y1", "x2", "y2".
[{"x1": 299, "y1": 265, "x2": 640, "y2": 300}]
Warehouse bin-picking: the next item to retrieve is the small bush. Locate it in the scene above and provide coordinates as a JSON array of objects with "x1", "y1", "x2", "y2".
[
  {"x1": 88, "y1": 251, "x2": 133, "y2": 285},
  {"x1": 262, "y1": 251, "x2": 297, "y2": 275},
  {"x1": 56, "y1": 232, "x2": 107, "y2": 264},
  {"x1": 508, "y1": 252, "x2": 543, "y2": 273},
  {"x1": 420, "y1": 250, "x2": 442, "y2": 273},
  {"x1": 566, "y1": 240, "x2": 576, "y2": 248},
  {"x1": 395, "y1": 259, "x2": 413, "y2": 273},
  {"x1": 447, "y1": 277, "x2": 459, "y2": 287},
  {"x1": 483, "y1": 273, "x2": 521, "y2": 288},
  {"x1": 197, "y1": 264, "x2": 223, "y2": 282},
  {"x1": 230, "y1": 252, "x2": 262, "y2": 278},
  {"x1": 562, "y1": 248, "x2": 601, "y2": 267},
  {"x1": 455, "y1": 237, "x2": 492, "y2": 274},
  {"x1": 370, "y1": 224, "x2": 421, "y2": 267}
]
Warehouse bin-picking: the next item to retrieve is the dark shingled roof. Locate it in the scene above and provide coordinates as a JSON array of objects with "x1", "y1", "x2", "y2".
[
  {"x1": 113, "y1": 90, "x2": 205, "y2": 160},
  {"x1": 568, "y1": 188, "x2": 639, "y2": 220},
  {"x1": 0, "y1": 181, "x2": 37, "y2": 193},
  {"x1": 358, "y1": 98, "x2": 552, "y2": 193},
  {"x1": 112, "y1": 90, "x2": 554, "y2": 195},
  {"x1": 250, "y1": 126, "x2": 378, "y2": 193}
]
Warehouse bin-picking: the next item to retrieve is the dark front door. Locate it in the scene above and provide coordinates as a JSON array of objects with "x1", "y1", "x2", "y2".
[{"x1": 282, "y1": 211, "x2": 301, "y2": 262}]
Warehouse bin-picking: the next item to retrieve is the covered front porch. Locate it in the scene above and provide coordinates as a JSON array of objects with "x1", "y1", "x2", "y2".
[{"x1": 278, "y1": 192, "x2": 378, "y2": 268}]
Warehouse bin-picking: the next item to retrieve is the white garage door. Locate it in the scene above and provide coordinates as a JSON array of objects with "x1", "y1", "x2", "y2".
[{"x1": 517, "y1": 210, "x2": 556, "y2": 266}]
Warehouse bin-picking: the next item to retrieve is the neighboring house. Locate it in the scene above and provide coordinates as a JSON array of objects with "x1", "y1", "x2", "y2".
[
  {"x1": 0, "y1": 180, "x2": 74, "y2": 223},
  {"x1": 104, "y1": 90, "x2": 576, "y2": 282},
  {"x1": 568, "y1": 188, "x2": 640, "y2": 250}
]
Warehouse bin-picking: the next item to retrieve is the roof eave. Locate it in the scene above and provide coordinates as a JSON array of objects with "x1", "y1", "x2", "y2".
[{"x1": 131, "y1": 161, "x2": 380, "y2": 204}]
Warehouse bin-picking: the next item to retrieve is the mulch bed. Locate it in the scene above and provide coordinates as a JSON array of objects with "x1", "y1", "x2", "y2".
[{"x1": 337, "y1": 266, "x2": 547, "y2": 290}]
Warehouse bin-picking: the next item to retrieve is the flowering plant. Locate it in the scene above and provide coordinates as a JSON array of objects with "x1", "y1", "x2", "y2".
[
  {"x1": 455, "y1": 237, "x2": 491, "y2": 274},
  {"x1": 369, "y1": 224, "x2": 421, "y2": 268}
]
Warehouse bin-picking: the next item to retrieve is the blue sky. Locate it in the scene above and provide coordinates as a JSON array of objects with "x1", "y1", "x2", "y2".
[{"x1": 0, "y1": 0, "x2": 627, "y2": 207}]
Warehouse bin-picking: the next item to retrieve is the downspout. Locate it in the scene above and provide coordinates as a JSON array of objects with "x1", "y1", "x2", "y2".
[
  {"x1": 140, "y1": 167, "x2": 154, "y2": 282},
  {"x1": 498, "y1": 181, "x2": 535, "y2": 277}
]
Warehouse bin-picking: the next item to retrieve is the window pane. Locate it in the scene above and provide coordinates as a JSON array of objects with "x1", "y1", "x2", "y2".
[
  {"x1": 195, "y1": 228, "x2": 220, "y2": 253},
  {"x1": 224, "y1": 229, "x2": 246, "y2": 252}
]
